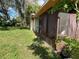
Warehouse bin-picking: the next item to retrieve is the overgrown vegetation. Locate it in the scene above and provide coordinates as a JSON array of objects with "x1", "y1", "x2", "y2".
[
  {"x1": 57, "y1": 37, "x2": 79, "y2": 59},
  {"x1": 48, "y1": 0, "x2": 79, "y2": 14},
  {"x1": 29, "y1": 37, "x2": 61, "y2": 59}
]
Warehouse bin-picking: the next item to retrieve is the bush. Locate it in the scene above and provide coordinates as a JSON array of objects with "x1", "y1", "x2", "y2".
[{"x1": 57, "y1": 37, "x2": 79, "y2": 59}]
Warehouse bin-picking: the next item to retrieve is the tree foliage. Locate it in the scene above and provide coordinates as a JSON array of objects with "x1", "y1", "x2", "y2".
[
  {"x1": 0, "y1": 0, "x2": 40, "y2": 27},
  {"x1": 48, "y1": 0, "x2": 79, "y2": 13},
  {"x1": 26, "y1": 2, "x2": 40, "y2": 15}
]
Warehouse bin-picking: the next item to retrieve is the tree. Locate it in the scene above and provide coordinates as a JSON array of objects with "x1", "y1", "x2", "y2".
[
  {"x1": 25, "y1": 1, "x2": 40, "y2": 27},
  {"x1": 0, "y1": 0, "x2": 10, "y2": 20},
  {"x1": 0, "y1": 0, "x2": 40, "y2": 28},
  {"x1": 14, "y1": 0, "x2": 39, "y2": 27}
]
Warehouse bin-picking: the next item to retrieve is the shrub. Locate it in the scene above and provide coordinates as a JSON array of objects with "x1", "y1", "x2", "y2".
[{"x1": 57, "y1": 37, "x2": 79, "y2": 59}]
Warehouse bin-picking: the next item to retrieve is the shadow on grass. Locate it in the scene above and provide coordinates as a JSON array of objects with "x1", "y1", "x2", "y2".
[
  {"x1": 0, "y1": 26, "x2": 30, "y2": 31},
  {"x1": 19, "y1": 27, "x2": 30, "y2": 30},
  {"x1": 28, "y1": 38, "x2": 60, "y2": 59},
  {"x1": 0, "y1": 27, "x2": 10, "y2": 31}
]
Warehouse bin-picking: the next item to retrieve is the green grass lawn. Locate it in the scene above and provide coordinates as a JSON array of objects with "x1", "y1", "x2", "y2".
[
  {"x1": 0, "y1": 29, "x2": 41, "y2": 59},
  {"x1": 2, "y1": 28, "x2": 79, "y2": 59}
]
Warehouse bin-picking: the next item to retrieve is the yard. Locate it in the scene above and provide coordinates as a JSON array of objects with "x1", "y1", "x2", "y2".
[
  {"x1": 0, "y1": 28, "x2": 59, "y2": 59},
  {"x1": 0, "y1": 28, "x2": 79, "y2": 59},
  {"x1": 0, "y1": 28, "x2": 41, "y2": 59}
]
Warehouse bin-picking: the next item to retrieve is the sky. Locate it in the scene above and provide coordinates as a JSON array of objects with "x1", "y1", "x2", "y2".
[
  {"x1": 8, "y1": 7, "x2": 18, "y2": 19},
  {"x1": 0, "y1": 7, "x2": 18, "y2": 19},
  {"x1": 38, "y1": 0, "x2": 44, "y2": 6}
]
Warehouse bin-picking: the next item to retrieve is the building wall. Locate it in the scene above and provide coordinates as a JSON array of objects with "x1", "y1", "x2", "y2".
[
  {"x1": 57, "y1": 12, "x2": 77, "y2": 39},
  {"x1": 68, "y1": 14, "x2": 76, "y2": 38},
  {"x1": 39, "y1": 13, "x2": 47, "y2": 36},
  {"x1": 57, "y1": 12, "x2": 69, "y2": 36},
  {"x1": 39, "y1": 12, "x2": 58, "y2": 38},
  {"x1": 36, "y1": 12, "x2": 78, "y2": 48},
  {"x1": 30, "y1": 19, "x2": 35, "y2": 31},
  {"x1": 37, "y1": 12, "x2": 58, "y2": 48},
  {"x1": 76, "y1": 22, "x2": 79, "y2": 40},
  {"x1": 34, "y1": 18, "x2": 39, "y2": 33},
  {"x1": 47, "y1": 12, "x2": 58, "y2": 38}
]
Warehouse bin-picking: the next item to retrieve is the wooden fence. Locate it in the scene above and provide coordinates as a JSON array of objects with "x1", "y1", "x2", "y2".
[{"x1": 57, "y1": 12, "x2": 79, "y2": 39}]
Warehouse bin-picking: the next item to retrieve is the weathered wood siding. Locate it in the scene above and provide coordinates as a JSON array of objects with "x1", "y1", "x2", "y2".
[
  {"x1": 57, "y1": 12, "x2": 77, "y2": 39},
  {"x1": 39, "y1": 12, "x2": 78, "y2": 39},
  {"x1": 39, "y1": 14, "x2": 47, "y2": 35},
  {"x1": 35, "y1": 18, "x2": 39, "y2": 33},
  {"x1": 38, "y1": 12, "x2": 58, "y2": 48},
  {"x1": 37, "y1": 12, "x2": 78, "y2": 49},
  {"x1": 76, "y1": 22, "x2": 79, "y2": 39},
  {"x1": 47, "y1": 12, "x2": 58, "y2": 38},
  {"x1": 39, "y1": 12, "x2": 58, "y2": 38},
  {"x1": 58, "y1": 13, "x2": 69, "y2": 37},
  {"x1": 68, "y1": 14, "x2": 76, "y2": 38}
]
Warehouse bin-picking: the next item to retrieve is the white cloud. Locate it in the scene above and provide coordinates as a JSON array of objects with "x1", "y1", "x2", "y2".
[{"x1": 38, "y1": 0, "x2": 44, "y2": 6}]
